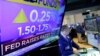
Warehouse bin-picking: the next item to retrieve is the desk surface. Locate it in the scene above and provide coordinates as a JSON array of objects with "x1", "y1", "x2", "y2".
[{"x1": 78, "y1": 48, "x2": 100, "y2": 56}]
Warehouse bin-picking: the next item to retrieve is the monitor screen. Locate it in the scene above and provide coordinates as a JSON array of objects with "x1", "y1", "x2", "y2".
[
  {"x1": 85, "y1": 18, "x2": 98, "y2": 32},
  {"x1": 0, "y1": 0, "x2": 65, "y2": 56},
  {"x1": 96, "y1": 17, "x2": 100, "y2": 33}
]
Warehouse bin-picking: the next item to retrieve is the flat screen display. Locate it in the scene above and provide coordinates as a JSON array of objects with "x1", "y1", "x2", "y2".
[
  {"x1": 85, "y1": 19, "x2": 98, "y2": 32},
  {"x1": 96, "y1": 17, "x2": 100, "y2": 33},
  {"x1": 0, "y1": 0, "x2": 65, "y2": 56}
]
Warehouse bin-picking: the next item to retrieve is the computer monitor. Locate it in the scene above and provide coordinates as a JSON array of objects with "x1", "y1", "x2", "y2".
[
  {"x1": 84, "y1": 18, "x2": 98, "y2": 32},
  {"x1": 96, "y1": 16, "x2": 100, "y2": 33}
]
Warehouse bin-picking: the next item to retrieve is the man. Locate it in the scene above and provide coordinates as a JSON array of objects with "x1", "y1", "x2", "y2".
[
  {"x1": 59, "y1": 25, "x2": 80, "y2": 56},
  {"x1": 69, "y1": 26, "x2": 77, "y2": 39},
  {"x1": 76, "y1": 23, "x2": 86, "y2": 43}
]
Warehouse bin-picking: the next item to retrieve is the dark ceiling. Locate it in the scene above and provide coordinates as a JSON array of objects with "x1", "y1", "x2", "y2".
[{"x1": 65, "y1": 0, "x2": 100, "y2": 11}]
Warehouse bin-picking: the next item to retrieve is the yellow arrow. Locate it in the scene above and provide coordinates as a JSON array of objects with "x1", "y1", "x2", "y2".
[{"x1": 13, "y1": 9, "x2": 28, "y2": 23}]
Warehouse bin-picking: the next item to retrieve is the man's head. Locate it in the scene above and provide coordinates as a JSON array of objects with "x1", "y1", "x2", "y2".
[{"x1": 61, "y1": 25, "x2": 71, "y2": 35}]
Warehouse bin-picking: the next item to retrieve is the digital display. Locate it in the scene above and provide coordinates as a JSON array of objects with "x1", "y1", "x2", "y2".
[
  {"x1": 85, "y1": 19, "x2": 98, "y2": 32},
  {"x1": 96, "y1": 17, "x2": 100, "y2": 50},
  {"x1": 96, "y1": 17, "x2": 100, "y2": 32},
  {"x1": 0, "y1": 0, "x2": 65, "y2": 56}
]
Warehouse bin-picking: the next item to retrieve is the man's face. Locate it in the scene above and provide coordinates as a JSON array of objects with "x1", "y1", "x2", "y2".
[{"x1": 63, "y1": 28, "x2": 71, "y2": 35}]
